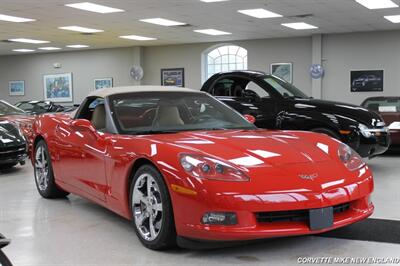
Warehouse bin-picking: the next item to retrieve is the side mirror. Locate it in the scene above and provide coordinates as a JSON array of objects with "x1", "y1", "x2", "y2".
[
  {"x1": 243, "y1": 114, "x2": 256, "y2": 124},
  {"x1": 70, "y1": 119, "x2": 99, "y2": 137}
]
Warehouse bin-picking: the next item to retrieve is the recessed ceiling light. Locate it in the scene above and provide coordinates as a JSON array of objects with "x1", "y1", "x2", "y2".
[
  {"x1": 140, "y1": 18, "x2": 186, "y2": 26},
  {"x1": 58, "y1": 26, "x2": 103, "y2": 33},
  {"x1": 238, "y1": 8, "x2": 282, "y2": 18},
  {"x1": 119, "y1": 35, "x2": 157, "y2": 41},
  {"x1": 13, "y1": 49, "x2": 35, "y2": 53},
  {"x1": 355, "y1": 0, "x2": 398, "y2": 9},
  {"x1": 200, "y1": 0, "x2": 229, "y2": 2},
  {"x1": 8, "y1": 38, "x2": 50, "y2": 44},
  {"x1": 281, "y1": 22, "x2": 318, "y2": 30},
  {"x1": 39, "y1": 47, "x2": 61, "y2": 50},
  {"x1": 384, "y1": 15, "x2": 400, "y2": 23},
  {"x1": 0, "y1": 14, "x2": 35, "y2": 23},
  {"x1": 194, "y1": 29, "x2": 231, "y2": 35},
  {"x1": 65, "y1": 2, "x2": 124, "y2": 13},
  {"x1": 66, "y1": 44, "x2": 89, "y2": 48}
]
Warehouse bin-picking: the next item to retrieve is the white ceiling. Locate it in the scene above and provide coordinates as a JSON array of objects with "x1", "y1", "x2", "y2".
[{"x1": 1, "y1": 0, "x2": 400, "y2": 55}]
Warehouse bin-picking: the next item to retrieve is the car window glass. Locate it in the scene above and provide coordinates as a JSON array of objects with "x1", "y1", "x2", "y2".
[
  {"x1": 77, "y1": 98, "x2": 104, "y2": 121},
  {"x1": 363, "y1": 98, "x2": 400, "y2": 112},
  {"x1": 213, "y1": 79, "x2": 234, "y2": 96},
  {"x1": 0, "y1": 101, "x2": 25, "y2": 115},
  {"x1": 262, "y1": 76, "x2": 308, "y2": 99},
  {"x1": 245, "y1": 81, "x2": 270, "y2": 98},
  {"x1": 109, "y1": 92, "x2": 255, "y2": 134}
]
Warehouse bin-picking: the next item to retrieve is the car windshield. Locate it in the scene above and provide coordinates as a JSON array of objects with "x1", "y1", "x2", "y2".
[
  {"x1": 109, "y1": 92, "x2": 256, "y2": 134},
  {"x1": 262, "y1": 76, "x2": 309, "y2": 99},
  {"x1": 16, "y1": 101, "x2": 49, "y2": 113},
  {"x1": 0, "y1": 100, "x2": 25, "y2": 115},
  {"x1": 362, "y1": 98, "x2": 400, "y2": 113}
]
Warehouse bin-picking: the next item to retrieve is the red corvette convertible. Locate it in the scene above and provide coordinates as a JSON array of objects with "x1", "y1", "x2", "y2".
[{"x1": 31, "y1": 86, "x2": 373, "y2": 250}]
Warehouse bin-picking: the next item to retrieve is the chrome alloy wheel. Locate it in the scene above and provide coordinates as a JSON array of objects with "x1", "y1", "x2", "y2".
[
  {"x1": 35, "y1": 145, "x2": 49, "y2": 191},
  {"x1": 133, "y1": 173, "x2": 163, "y2": 241}
]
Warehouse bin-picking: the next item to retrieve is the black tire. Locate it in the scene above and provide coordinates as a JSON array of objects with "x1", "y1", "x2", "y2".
[
  {"x1": 311, "y1": 127, "x2": 341, "y2": 140},
  {"x1": 0, "y1": 163, "x2": 17, "y2": 170},
  {"x1": 0, "y1": 250, "x2": 12, "y2": 266},
  {"x1": 34, "y1": 140, "x2": 69, "y2": 199},
  {"x1": 129, "y1": 164, "x2": 176, "y2": 250}
]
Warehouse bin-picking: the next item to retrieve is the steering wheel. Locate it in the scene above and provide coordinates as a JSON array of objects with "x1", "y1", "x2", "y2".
[{"x1": 243, "y1": 90, "x2": 261, "y2": 102}]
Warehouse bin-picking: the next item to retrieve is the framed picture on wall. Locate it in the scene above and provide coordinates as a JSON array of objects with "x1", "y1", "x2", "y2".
[
  {"x1": 9, "y1": 80, "x2": 25, "y2": 96},
  {"x1": 161, "y1": 68, "x2": 185, "y2": 87},
  {"x1": 94, "y1": 78, "x2": 113, "y2": 90},
  {"x1": 350, "y1": 70, "x2": 383, "y2": 92},
  {"x1": 43, "y1": 73, "x2": 73, "y2": 102},
  {"x1": 270, "y1": 62, "x2": 293, "y2": 84}
]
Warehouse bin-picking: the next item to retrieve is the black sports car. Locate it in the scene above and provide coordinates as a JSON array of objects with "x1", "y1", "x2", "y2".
[
  {"x1": 14, "y1": 100, "x2": 64, "y2": 115},
  {"x1": 0, "y1": 101, "x2": 28, "y2": 169},
  {"x1": 0, "y1": 234, "x2": 12, "y2": 266},
  {"x1": 201, "y1": 71, "x2": 390, "y2": 158}
]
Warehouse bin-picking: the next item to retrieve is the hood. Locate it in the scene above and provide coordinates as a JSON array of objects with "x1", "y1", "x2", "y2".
[
  {"x1": 149, "y1": 129, "x2": 334, "y2": 167},
  {"x1": 293, "y1": 98, "x2": 383, "y2": 127},
  {"x1": 145, "y1": 129, "x2": 356, "y2": 192},
  {"x1": 0, "y1": 121, "x2": 26, "y2": 148}
]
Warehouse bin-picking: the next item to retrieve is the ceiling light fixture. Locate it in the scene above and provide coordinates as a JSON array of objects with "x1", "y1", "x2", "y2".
[
  {"x1": 355, "y1": 0, "x2": 398, "y2": 9},
  {"x1": 281, "y1": 22, "x2": 318, "y2": 30},
  {"x1": 237, "y1": 8, "x2": 282, "y2": 18},
  {"x1": 65, "y1": 2, "x2": 124, "y2": 13},
  {"x1": 13, "y1": 49, "x2": 35, "y2": 53},
  {"x1": 140, "y1": 18, "x2": 186, "y2": 26},
  {"x1": 119, "y1": 35, "x2": 157, "y2": 41},
  {"x1": 194, "y1": 29, "x2": 231, "y2": 35},
  {"x1": 384, "y1": 14, "x2": 400, "y2": 23},
  {"x1": 8, "y1": 38, "x2": 50, "y2": 44},
  {"x1": 58, "y1": 26, "x2": 104, "y2": 33},
  {"x1": 0, "y1": 14, "x2": 35, "y2": 22},
  {"x1": 39, "y1": 47, "x2": 61, "y2": 50},
  {"x1": 66, "y1": 44, "x2": 90, "y2": 48}
]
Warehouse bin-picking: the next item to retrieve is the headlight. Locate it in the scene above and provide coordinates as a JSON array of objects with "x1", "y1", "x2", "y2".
[
  {"x1": 338, "y1": 143, "x2": 365, "y2": 171},
  {"x1": 179, "y1": 153, "x2": 249, "y2": 182},
  {"x1": 358, "y1": 124, "x2": 372, "y2": 138}
]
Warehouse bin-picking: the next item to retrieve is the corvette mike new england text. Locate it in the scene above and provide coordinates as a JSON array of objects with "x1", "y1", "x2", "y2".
[{"x1": 297, "y1": 257, "x2": 400, "y2": 264}]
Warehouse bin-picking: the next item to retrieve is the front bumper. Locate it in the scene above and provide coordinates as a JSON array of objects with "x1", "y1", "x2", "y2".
[
  {"x1": 0, "y1": 144, "x2": 27, "y2": 165},
  {"x1": 357, "y1": 131, "x2": 390, "y2": 157},
  {"x1": 171, "y1": 175, "x2": 374, "y2": 241}
]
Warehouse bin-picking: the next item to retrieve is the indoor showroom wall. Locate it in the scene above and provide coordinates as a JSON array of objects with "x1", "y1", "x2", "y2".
[
  {"x1": 322, "y1": 30, "x2": 400, "y2": 105},
  {"x1": 0, "y1": 30, "x2": 399, "y2": 105},
  {"x1": 0, "y1": 47, "x2": 139, "y2": 104},
  {"x1": 142, "y1": 37, "x2": 313, "y2": 94}
]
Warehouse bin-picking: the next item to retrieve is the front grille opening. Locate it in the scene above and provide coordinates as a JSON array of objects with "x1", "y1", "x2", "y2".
[{"x1": 256, "y1": 202, "x2": 351, "y2": 223}]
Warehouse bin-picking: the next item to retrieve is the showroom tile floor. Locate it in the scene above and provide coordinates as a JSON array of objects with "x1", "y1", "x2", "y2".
[{"x1": 0, "y1": 153, "x2": 399, "y2": 266}]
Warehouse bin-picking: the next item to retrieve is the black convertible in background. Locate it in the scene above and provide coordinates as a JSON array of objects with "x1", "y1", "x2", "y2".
[
  {"x1": 201, "y1": 71, "x2": 390, "y2": 158},
  {"x1": 0, "y1": 234, "x2": 12, "y2": 266},
  {"x1": 14, "y1": 100, "x2": 64, "y2": 115}
]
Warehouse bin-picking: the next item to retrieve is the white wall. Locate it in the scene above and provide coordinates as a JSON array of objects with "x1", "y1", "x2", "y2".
[
  {"x1": 1, "y1": 30, "x2": 400, "y2": 106},
  {"x1": 322, "y1": 31, "x2": 400, "y2": 105},
  {"x1": 142, "y1": 37, "x2": 313, "y2": 94},
  {"x1": 0, "y1": 47, "x2": 139, "y2": 104}
]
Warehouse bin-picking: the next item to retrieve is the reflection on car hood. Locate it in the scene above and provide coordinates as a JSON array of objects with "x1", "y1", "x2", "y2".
[
  {"x1": 294, "y1": 98, "x2": 383, "y2": 127},
  {"x1": 149, "y1": 129, "x2": 333, "y2": 167}
]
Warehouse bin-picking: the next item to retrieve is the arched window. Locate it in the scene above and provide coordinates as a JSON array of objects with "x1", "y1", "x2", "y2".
[{"x1": 204, "y1": 45, "x2": 248, "y2": 80}]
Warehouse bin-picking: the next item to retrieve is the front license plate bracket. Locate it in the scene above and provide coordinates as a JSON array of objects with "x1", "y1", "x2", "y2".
[{"x1": 309, "y1": 207, "x2": 333, "y2": 231}]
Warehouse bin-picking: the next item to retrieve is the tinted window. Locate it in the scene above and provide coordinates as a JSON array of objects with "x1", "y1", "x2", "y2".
[
  {"x1": 362, "y1": 98, "x2": 400, "y2": 112},
  {"x1": 262, "y1": 76, "x2": 308, "y2": 99},
  {"x1": 245, "y1": 81, "x2": 270, "y2": 98}
]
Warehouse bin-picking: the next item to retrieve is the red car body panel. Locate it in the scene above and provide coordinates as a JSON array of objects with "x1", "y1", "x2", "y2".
[{"x1": 31, "y1": 112, "x2": 373, "y2": 241}]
